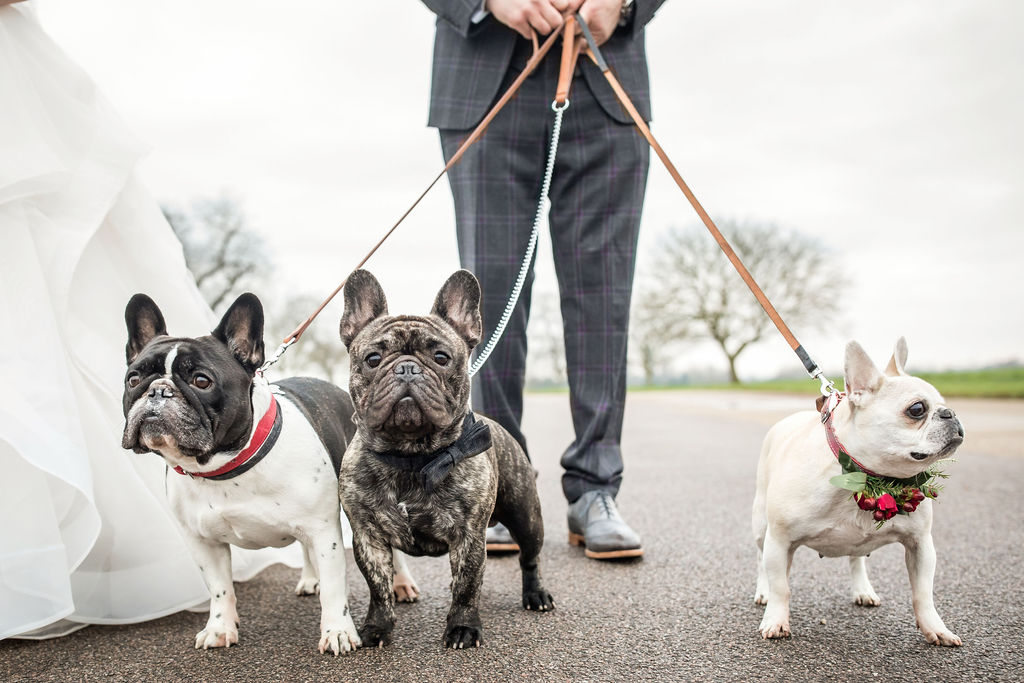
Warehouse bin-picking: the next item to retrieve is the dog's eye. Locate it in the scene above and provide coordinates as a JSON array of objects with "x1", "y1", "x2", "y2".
[
  {"x1": 906, "y1": 401, "x2": 927, "y2": 419},
  {"x1": 365, "y1": 353, "x2": 382, "y2": 368},
  {"x1": 127, "y1": 373, "x2": 141, "y2": 388},
  {"x1": 192, "y1": 374, "x2": 212, "y2": 390},
  {"x1": 433, "y1": 351, "x2": 450, "y2": 366}
]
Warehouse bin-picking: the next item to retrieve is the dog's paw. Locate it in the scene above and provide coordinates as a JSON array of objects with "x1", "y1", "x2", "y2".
[
  {"x1": 922, "y1": 627, "x2": 962, "y2": 647},
  {"x1": 294, "y1": 576, "x2": 319, "y2": 597},
  {"x1": 522, "y1": 588, "x2": 555, "y2": 612},
  {"x1": 758, "y1": 617, "x2": 791, "y2": 640},
  {"x1": 194, "y1": 622, "x2": 239, "y2": 650},
  {"x1": 853, "y1": 590, "x2": 881, "y2": 607},
  {"x1": 358, "y1": 623, "x2": 392, "y2": 650},
  {"x1": 444, "y1": 624, "x2": 483, "y2": 649},
  {"x1": 318, "y1": 615, "x2": 361, "y2": 656},
  {"x1": 393, "y1": 571, "x2": 420, "y2": 603},
  {"x1": 754, "y1": 591, "x2": 768, "y2": 606}
]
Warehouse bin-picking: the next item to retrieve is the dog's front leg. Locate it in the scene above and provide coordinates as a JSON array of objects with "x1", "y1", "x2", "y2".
[
  {"x1": 184, "y1": 536, "x2": 239, "y2": 649},
  {"x1": 444, "y1": 529, "x2": 486, "y2": 649},
  {"x1": 904, "y1": 532, "x2": 961, "y2": 646},
  {"x1": 311, "y1": 525, "x2": 361, "y2": 655},
  {"x1": 758, "y1": 526, "x2": 794, "y2": 639},
  {"x1": 352, "y1": 531, "x2": 396, "y2": 648}
]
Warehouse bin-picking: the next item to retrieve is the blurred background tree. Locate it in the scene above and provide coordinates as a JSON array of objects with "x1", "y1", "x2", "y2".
[
  {"x1": 631, "y1": 220, "x2": 846, "y2": 384},
  {"x1": 163, "y1": 196, "x2": 270, "y2": 311}
]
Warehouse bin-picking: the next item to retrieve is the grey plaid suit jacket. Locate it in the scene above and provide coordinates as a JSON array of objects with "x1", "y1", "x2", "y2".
[{"x1": 422, "y1": 0, "x2": 668, "y2": 129}]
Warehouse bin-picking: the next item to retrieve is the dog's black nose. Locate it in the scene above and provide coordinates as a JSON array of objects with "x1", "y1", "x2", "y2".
[
  {"x1": 148, "y1": 385, "x2": 174, "y2": 399},
  {"x1": 937, "y1": 407, "x2": 954, "y2": 420},
  {"x1": 394, "y1": 361, "x2": 422, "y2": 380}
]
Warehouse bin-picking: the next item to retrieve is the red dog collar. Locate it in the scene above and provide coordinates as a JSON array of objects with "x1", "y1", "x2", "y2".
[
  {"x1": 820, "y1": 392, "x2": 882, "y2": 478},
  {"x1": 173, "y1": 396, "x2": 282, "y2": 480}
]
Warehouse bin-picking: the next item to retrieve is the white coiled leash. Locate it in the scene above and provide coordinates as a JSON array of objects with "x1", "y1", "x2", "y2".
[{"x1": 469, "y1": 98, "x2": 568, "y2": 378}]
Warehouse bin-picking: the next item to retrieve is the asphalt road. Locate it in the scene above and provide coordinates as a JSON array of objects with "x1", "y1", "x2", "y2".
[{"x1": 3, "y1": 391, "x2": 1022, "y2": 682}]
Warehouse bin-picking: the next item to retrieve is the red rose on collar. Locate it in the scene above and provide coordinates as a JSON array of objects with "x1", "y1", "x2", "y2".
[{"x1": 876, "y1": 493, "x2": 898, "y2": 519}]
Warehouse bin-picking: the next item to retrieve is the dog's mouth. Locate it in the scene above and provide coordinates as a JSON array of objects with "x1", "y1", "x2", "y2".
[
  {"x1": 122, "y1": 400, "x2": 213, "y2": 461},
  {"x1": 910, "y1": 435, "x2": 963, "y2": 461},
  {"x1": 390, "y1": 396, "x2": 426, "y2": 434}
]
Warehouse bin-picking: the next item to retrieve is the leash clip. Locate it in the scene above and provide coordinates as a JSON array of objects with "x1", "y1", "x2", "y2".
[
  {"x1": 812, "y1": 368, "x2": 837, "y2": 398},
  {"x1": 257, "y1": 337, "x2": 297, "y2": 377}
]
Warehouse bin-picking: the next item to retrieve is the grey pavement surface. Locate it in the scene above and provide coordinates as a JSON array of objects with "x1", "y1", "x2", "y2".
[{"x1": 3, "y1": 391, "x2": 1023, "y2": 681}]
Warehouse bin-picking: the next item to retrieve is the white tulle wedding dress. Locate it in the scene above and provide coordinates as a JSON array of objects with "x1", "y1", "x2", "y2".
[{"x1": 0, "y1": 3, "x2": 300, "y2": 640}]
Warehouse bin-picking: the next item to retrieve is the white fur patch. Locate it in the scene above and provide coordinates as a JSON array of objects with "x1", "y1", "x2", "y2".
[{"x1": 164, "y1": 345, "x2": 179, "y2": 377}]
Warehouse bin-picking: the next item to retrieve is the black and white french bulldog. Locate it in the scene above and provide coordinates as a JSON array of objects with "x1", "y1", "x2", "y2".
[
  {"x1": 120, "y1": 292, "x2": 419, "y2": 655},
  {"x1": 338, "y1": 269, "x2": 554, "y2": 650}
]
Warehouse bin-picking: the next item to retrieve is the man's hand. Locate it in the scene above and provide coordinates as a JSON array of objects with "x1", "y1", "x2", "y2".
[
  {"x1": 487, "y1": 0, "x2": 579, "y2": 39},
  {"x1": 578, "y1": 0, "x2": 622, "y2": 46}
]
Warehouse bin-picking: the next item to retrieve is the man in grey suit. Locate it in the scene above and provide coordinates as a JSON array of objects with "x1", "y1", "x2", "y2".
[{"x1": 421, "y1": 0, "x2": 666, "y2": 560}]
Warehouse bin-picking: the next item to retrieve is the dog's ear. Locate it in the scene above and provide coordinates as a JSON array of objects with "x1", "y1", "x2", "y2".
[
  {"x1": 212, "y1": 293, "x2": 265, "y2": 374},
  {"x1": 125, "y1": 294, "x2": 169, "y2": 364},
  {"x1": 340, "y1": 270, "x2": 388, "y2": 348},
  {"x1": 431, "y1": 270, "x2": 483, "y2": 349},
  {"x1": 884, "y1": 337, "x2": 909, "y2": 377},
  {"x1": 844, "y1": 341, "x2": 884, "y2": 406}
]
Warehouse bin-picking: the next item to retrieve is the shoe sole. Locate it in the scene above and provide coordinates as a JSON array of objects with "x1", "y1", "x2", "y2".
[
  {"x1": 486, "y1": 542, "x2": 520, "y2": 553},
  {"x1": 568, "y1": 532, "x2": 644, "y2": 559}
]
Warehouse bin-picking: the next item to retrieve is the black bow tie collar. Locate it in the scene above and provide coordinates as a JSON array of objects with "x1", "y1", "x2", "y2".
[{"x1": 370, "y1": 412, "x2": 493, "y2": 493}]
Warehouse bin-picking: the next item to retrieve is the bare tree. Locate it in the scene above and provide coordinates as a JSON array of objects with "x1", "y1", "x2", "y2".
[
  {"x1": 634, "y1": 220, "x2": 845, "y2": 384},
  {"x1": 163, "y1": 196, "x2": 271, "y2": 311}
]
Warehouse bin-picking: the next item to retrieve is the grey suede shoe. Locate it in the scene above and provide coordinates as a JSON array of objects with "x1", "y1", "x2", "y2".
[
  {"x1": 485, "y1": 522, "x2": 520, "y2": 553},
  {"x1": 567, "y1": 490, "x2": 644, "y2": 559}
]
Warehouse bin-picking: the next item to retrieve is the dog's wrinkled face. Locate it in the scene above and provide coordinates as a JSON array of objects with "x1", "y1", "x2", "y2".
[
  {"x1": 340, "y1": 269, "x2": 482, "y2": 454},
  {"x1": 121, "y1": 293, "x2": 265, "y2": 468},
  {"x1": 843, "y1": 338, "x2": 965, "y2": 479}
]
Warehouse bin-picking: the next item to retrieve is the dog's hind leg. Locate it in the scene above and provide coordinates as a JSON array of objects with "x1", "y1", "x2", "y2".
[
  {"x1": 752, "y1": 493, "x2": 769, "y2": 605},
  {"x1": 849, "y1": 555, "x2": 881, "y2": 606},
  {"x1": 295, "y1": 542, "x2": 320, "y2": 596},
  {"x1": 758, "y1": 525, "x2": 794, "y2": 639},
  {"x1": 501, "y1": 492, "x2": 554, "y2": 612},
  {"x1": 392, "y1": 549, "x2": 420, "y2": 603}
]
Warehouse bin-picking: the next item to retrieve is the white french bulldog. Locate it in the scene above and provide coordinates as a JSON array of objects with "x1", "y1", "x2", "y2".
[
  {"x1": 752, "y1": 338, "x2": 964, "y2": 646},
  {"x1": 120, "y1": 293, "x2": 419, "y2": 655}
]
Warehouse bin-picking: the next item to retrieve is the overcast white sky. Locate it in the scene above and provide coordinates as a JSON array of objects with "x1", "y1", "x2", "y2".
[{"x1": 37, "y1": 0, "x2": 1024, "y2": 380}]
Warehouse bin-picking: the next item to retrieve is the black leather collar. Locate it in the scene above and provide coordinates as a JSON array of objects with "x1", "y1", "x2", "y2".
[{"x1": 370, "y1": 412, "x2": 492, "y2": 493}]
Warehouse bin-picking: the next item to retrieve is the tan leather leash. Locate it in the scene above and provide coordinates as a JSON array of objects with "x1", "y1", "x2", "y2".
[
  {"x1": 555, "y1": 15, "x2": 582, "y2": 106},
  {"x1": 259, "y1": 24, "x2": 570, "y2": 373},
  {"x1": 575, "y1": 15, "x2": 835, "y2": 395}
]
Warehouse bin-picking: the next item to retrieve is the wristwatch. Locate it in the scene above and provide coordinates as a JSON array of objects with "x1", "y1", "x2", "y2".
[{"x1": 619, "y1": 0, "x2": 636, "y2": 27}]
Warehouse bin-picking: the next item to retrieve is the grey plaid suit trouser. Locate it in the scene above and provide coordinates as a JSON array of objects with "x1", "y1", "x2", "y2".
[{"x1": 439, "y1": 41, "x2": 650, "y2": 503}]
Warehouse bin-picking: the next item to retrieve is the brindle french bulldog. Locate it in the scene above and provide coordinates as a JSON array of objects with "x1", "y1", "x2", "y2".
[{"x1": 338, "y1": 269, "x2": 554, "y2": 649}]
